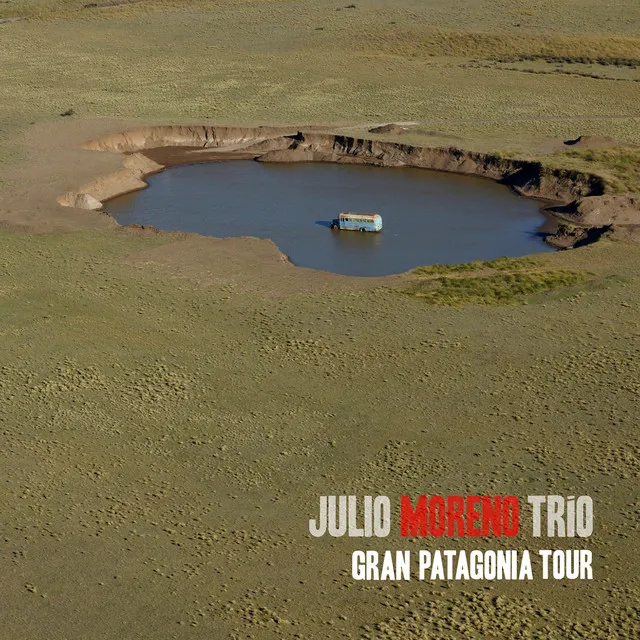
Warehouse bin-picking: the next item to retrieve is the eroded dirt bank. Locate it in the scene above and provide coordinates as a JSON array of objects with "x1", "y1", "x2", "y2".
[{"x1": 59, "y1": 125, "x2": 640, "y2": 248}]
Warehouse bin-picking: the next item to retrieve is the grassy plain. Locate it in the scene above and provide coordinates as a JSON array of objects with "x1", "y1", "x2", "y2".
[
  {"x1": 0, "y1": 1, "x2": 639, "y2": 638},
  {"x1": 1, "y1": 0, "x2": 640, "y2": 151}
]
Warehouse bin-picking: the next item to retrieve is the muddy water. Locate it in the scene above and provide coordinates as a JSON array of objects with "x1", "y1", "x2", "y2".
[{"x1": 106, "y1": 160, "x2": 556, "y2": 277}]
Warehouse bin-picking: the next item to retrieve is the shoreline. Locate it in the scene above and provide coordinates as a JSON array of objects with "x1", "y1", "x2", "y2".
[{"x1": 55, "y1": 124, "x2": 640, "y2": 250}]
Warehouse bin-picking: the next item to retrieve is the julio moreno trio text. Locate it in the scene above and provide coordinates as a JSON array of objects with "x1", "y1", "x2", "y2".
[{"x1": 309, "y1": 495, "x2": 594, "y2": 581}]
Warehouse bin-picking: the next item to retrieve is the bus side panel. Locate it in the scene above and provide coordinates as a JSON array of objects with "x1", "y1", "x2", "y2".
[{"x1": 339, "y1": 218, "x2": 382, "y2": 231}]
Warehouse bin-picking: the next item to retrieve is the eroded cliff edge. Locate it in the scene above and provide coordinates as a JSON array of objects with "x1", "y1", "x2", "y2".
[{"x1": 58, "y1": 125, "x2": 640, "y2": 248}]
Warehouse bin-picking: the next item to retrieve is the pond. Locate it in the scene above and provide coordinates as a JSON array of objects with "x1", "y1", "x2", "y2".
[{"x1": 106, "y1": 160, "x2": 556, "y2": 277}]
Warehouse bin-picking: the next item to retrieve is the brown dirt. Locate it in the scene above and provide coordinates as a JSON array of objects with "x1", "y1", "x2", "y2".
[
  {"x1": 368, "y1": 123, "x2": 408, "y2": 135},
  {"x1": 82, "y1": 0, "x2": 142, "y2": 8},
  {"x1": 565, "y1": 194, "x2": 640, "y2": 226},
  {"x1": 76, "y1": 125, "x2": 608, "y2": 206},
  {"x1": 142, "y1": 146, "x2": 261, "y2": 167},
  {"x1": 564, "y1": 134, "x2": 629, "y2": 149},
  {"x1": 537, "y1": 135, "x2": 628, "y2": 154}
]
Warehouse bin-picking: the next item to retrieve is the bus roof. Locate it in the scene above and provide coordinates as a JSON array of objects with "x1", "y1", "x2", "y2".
[{"x1": 338, "y1": 212, "x2": 381, "y2": 220}]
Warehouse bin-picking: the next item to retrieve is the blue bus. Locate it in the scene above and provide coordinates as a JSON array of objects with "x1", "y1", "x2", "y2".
[{"x1": 330, "y1": 212, "x2": 383, "y2": 232}]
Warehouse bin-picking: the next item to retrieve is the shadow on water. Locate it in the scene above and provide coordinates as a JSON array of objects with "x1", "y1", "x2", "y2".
[{"x1": 106, "y1": 161, "x2": 555, "y2": 277}]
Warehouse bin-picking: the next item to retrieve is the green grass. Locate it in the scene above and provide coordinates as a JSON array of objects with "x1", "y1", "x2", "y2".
[
  {"x1": 559, "y1": 147, "x2": 640, "y2": 193},
  {"x1": 404, "y1": 269, "x2": 587, "y2": 305},
  {"x1": 413, "y1": 256, "x2": 539, "y2": 275},
  {"x1": 407, "y1": 256, "x2": 588, "y2": 305}
]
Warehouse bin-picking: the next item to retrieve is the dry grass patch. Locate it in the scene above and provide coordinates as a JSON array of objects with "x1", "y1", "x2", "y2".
[
  {"x1": 362, "y1": 27, "x2": 640, "y2": 63},
  {"x1": 0, "y1": 0, "x2": 288, "y2": 19},
  {"x1": 2, "y1": 1, "x2": 639, "y2": 149}
]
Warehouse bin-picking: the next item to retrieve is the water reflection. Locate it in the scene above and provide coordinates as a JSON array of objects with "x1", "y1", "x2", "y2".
[{"x1": 107, "y1": 160, "x2": 555, "y2": 277}]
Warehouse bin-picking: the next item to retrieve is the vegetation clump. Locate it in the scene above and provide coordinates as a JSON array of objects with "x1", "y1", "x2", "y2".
[
  {"x1": 406, "y1": 257, "x2": 587, "y2": 305},
  {"x1": 413, "y1": 256, "x2": 538, "y2": 275},
  {"x1": 492, "y1": 54, "x2": 640, "y2": 68},
  {"x1": 405, "y1": 270, "x2": 586, "y2": 306},
  {"x1": 558, "y1": 147, "x2": 640, "y2": 194},
  {"x1": 366, "y1": 28, "x2": 640, "y2": 65}
]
